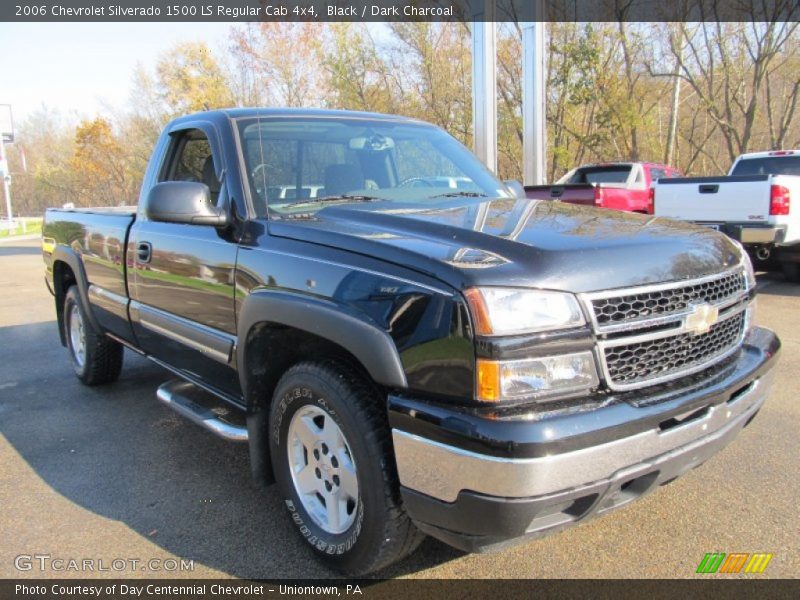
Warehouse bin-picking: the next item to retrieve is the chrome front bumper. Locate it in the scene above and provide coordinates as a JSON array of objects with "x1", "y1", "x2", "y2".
[{"x1": 393, "y1": 356, "x2": 775, "y2": 504}]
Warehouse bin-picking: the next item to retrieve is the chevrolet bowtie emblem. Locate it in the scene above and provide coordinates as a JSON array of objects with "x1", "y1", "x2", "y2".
[{"x1": 684, "y1": 303, "x2": 719, "y2": 335}]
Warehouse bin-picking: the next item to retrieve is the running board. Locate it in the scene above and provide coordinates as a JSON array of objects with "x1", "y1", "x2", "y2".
[{"x1": 156, "y1": 380, "x2": 248, "y2": 442}]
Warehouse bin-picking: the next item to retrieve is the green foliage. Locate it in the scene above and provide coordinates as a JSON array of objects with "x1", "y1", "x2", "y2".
[{"x1": 154, "y1": 41, "x2": 235, "y2": 115}]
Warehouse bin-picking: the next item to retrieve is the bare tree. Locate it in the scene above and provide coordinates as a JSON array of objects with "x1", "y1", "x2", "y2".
[{"x1": 652, "y1": 15, "x2": 799, "y2": 163}]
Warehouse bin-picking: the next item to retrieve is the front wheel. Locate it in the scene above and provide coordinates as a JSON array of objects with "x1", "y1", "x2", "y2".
[
  {"x1": 63, "y1": 286, "x2": 124, "y2": 385},
  {"x1": 269, "y1": 361, "x2": 424, "y2": 575}
]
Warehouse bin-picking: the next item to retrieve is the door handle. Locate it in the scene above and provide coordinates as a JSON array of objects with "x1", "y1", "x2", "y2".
[
  {"x1": 137, "y1": 242, "x2": 152, "y2": 263},
  {"x1": 699, "y1": 184, "x2": 719, "y2": 194}
]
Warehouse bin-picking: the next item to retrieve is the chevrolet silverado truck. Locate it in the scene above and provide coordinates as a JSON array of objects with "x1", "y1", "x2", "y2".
[
  {"x1": 653, "y1": 150, "x2": 800, "y2": 279},
  {"x1": 42, "y1": 109, "x2": 779, "y2": 575},
  {"x1": 525, "y1": 161, "x2": 682, "y2": 213}
]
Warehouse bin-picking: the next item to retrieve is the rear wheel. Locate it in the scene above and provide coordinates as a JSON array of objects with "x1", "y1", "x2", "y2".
[
  {"x1": 63, "y1": 286, "x2": 124, "y2": 385},
  {"x1": 269, "y1": 360, "x2": 424, "y2": 575}
]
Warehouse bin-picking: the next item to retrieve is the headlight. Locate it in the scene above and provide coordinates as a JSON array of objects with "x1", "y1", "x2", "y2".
[
  {"x1": 731, "y1": 239, "x2": 757, "y2": 290},
  {"x1": 477, "y1": 352, "x2": 599, "y2": 403},
  {"x1": 742, "y1": 251, "x2": 757, "y2": 290},
  {"x1": 740, "y1": 249, "x2": 757, "y2": 331},
  {"x1": 464, "y1": 287, "x2": 585, "y2": 336}
]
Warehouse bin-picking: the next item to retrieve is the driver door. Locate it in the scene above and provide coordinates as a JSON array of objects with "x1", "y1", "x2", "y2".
[{"x1": 128, "y1": 124, "x2": 241, "y2": 397}]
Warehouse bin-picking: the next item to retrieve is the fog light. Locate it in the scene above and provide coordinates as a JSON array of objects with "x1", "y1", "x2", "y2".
[{"x1": 476, "y1": 351, "x2": 599, "y2": 403}]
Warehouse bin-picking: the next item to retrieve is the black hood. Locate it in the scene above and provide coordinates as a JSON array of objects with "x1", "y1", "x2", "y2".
[{"x1": 268, "y1": 198, "x2": 743, "y2": 294}]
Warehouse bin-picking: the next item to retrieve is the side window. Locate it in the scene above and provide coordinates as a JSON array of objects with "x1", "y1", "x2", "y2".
[
  {"x1": 650, "y1": 167, "x2": 667, "y2": 181},
  {"x1": 162, "y1": 129, "x2": 221, "y2": 205}
]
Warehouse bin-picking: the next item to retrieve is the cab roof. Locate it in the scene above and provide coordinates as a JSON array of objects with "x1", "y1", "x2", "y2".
[{"x1": 169, "y1": 107, "x2": 429, "y2": 128}]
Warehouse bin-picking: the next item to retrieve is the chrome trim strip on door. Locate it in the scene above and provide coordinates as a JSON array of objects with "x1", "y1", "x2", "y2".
[{"x1": 133, "y1": 302, "x2": 235, "y2": 365}]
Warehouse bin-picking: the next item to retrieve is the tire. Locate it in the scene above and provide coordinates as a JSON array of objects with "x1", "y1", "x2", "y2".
[
  {"x1": 269, "y1": 360, "x2": 424, "y2": 575},
  {"x1": 63, "y1": 286, "x2": 124, "y2": 385},
  {"x1": 781, "y1": 261, "x2": 800, "y2": 283}
]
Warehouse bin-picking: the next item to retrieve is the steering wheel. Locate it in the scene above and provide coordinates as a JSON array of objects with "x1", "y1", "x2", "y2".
[
  {"x1": 250, "y1": 163, "x2": 272, "y2": 199},
  {"x1": 251, "y1": 163, "x2": 271, "y2": 182},
  {"x1": 398, "y1": 177, "x2": 435, "y2": 188}
]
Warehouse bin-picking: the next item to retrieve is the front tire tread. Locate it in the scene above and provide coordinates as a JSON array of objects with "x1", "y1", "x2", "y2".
[{"x1": 272, "y1": 360, "x2": 424, "y2": 575}]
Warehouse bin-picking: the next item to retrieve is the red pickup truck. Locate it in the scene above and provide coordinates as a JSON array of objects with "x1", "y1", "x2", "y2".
[{"x1": 525, "y1": 162, "x2": 682, "y2": 213}]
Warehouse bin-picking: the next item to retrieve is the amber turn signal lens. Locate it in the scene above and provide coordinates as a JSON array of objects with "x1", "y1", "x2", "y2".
[
  {"x1": 464, "y1": 288, "x2": 493, "y2": 335},
  {"x1": 476, "y1": 359, "x2": 501, "y2": 402}
]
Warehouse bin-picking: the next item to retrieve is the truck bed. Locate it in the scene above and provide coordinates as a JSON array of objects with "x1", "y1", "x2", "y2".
[
  {"x1": 43, "y1": 207, "x2": 136, "y2": 338},
  {"x1": 524, "y1": 183, "x2": 597, "y2": 205},
  {"x1": 48, "y1": 205, "x2": 137, "y2": 216}
]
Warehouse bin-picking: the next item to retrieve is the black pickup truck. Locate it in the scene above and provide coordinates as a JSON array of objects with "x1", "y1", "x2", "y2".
[{"x1": 42, "y1": 109, "x2": 779, "y2": 574}]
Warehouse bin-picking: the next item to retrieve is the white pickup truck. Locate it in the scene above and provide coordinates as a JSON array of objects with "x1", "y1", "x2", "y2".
[{"x1": 653, "y1": 150, "x2": 800, "y2": 279}]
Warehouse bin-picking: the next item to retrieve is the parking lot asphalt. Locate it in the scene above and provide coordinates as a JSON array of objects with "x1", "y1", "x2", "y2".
[{"x1": 0, "y1": 238, "x2": 797, "y2": 579}]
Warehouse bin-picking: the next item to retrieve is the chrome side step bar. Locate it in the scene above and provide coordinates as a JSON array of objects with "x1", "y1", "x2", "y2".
[{"x1": 156, "y1": 380, "x2": 248, "y2": 442}]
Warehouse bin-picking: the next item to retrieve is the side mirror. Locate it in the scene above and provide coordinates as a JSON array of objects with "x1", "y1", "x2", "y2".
[
  {"x1": 146, "y1": 181, "x2": 229, "y2": 227},
  {"x1": 503, "y1": 180, "x2": 526, "y2": 198}
]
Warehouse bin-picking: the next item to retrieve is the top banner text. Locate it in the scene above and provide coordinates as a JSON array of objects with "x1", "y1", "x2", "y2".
[{"x1": 3, "y1": 0, "x2": 799, "y2": 23}]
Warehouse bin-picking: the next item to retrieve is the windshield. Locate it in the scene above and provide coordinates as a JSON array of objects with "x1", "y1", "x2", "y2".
[
  {"x1": 731, "y1": 156, "x2": 800, "y2": 176},
  {"x1": 237, "y1": 117, "x2": 510, "y2": 216}
]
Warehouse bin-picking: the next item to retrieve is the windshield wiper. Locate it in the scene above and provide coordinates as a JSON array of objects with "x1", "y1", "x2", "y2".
[
  {"x1": 282, "y1": 194, "x2": 383, "y2": 208},
  {"x1": 430, "y1": 191, "x2": 488, "y2": 198}
]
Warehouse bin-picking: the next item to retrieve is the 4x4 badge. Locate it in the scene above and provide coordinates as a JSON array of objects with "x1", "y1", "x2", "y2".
[{"x1": 684, "y1": 303, "x2": 720, "y2": 335}]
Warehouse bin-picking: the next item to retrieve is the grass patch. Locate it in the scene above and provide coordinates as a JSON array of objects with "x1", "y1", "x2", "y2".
[{"x1": 0, "y1": 219, "x2": 43, "y2": 238}]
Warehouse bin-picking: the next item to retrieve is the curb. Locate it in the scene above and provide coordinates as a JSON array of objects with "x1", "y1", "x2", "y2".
[{"x1": 0, "y1": 234, "x2": 41, "y2": 243}]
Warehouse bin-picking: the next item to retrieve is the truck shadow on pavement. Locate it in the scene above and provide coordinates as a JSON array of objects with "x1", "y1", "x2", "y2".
[
  {"x1": 0, "y1": 244, "x2": 42, "y2": 257},
  {"x1": 0, "y1": 320, "x2": 464, "y2": 579},
  {"x1": 755, "y1": 272, "x2": 800, "y2": 297}
]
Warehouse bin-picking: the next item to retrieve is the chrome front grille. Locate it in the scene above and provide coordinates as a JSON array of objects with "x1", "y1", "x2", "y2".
[
  {"x1": 603, "y1": 310, "x2": 746, "y2": 387},
  {"x1": 582, "y1": 267, "x2": 752, "y2": 391},
  {"x1": 591, "y1": 269, "x2": 746, "y2": 330}
]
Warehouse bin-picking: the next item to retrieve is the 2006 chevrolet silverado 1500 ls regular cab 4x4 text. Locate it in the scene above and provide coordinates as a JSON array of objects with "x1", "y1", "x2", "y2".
[{"x1": 42, "y1": 109, "x2": 779, "y2": 575}]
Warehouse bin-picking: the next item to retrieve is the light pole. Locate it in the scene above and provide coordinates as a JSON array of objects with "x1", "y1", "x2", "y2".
[
  {"x1": 471, "y1": 2, "x2": 548, "y2": 184},
  {"x1": 471, "y1": 0, "x2": 497, "y2": 174},
  {"x1": 0, "y1": 104, "x2": 14, "y2": 224},
  {"x1": 0, "y1": 137, "x2": 12, "y2": 224},
  {"x1": 523, "y1": 2, "x2": 547, "y2": 185}
]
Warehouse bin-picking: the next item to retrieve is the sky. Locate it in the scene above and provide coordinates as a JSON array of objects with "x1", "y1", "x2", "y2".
[{"x1": 0, "y1": 22, "x2": 237, "y2": 126}]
